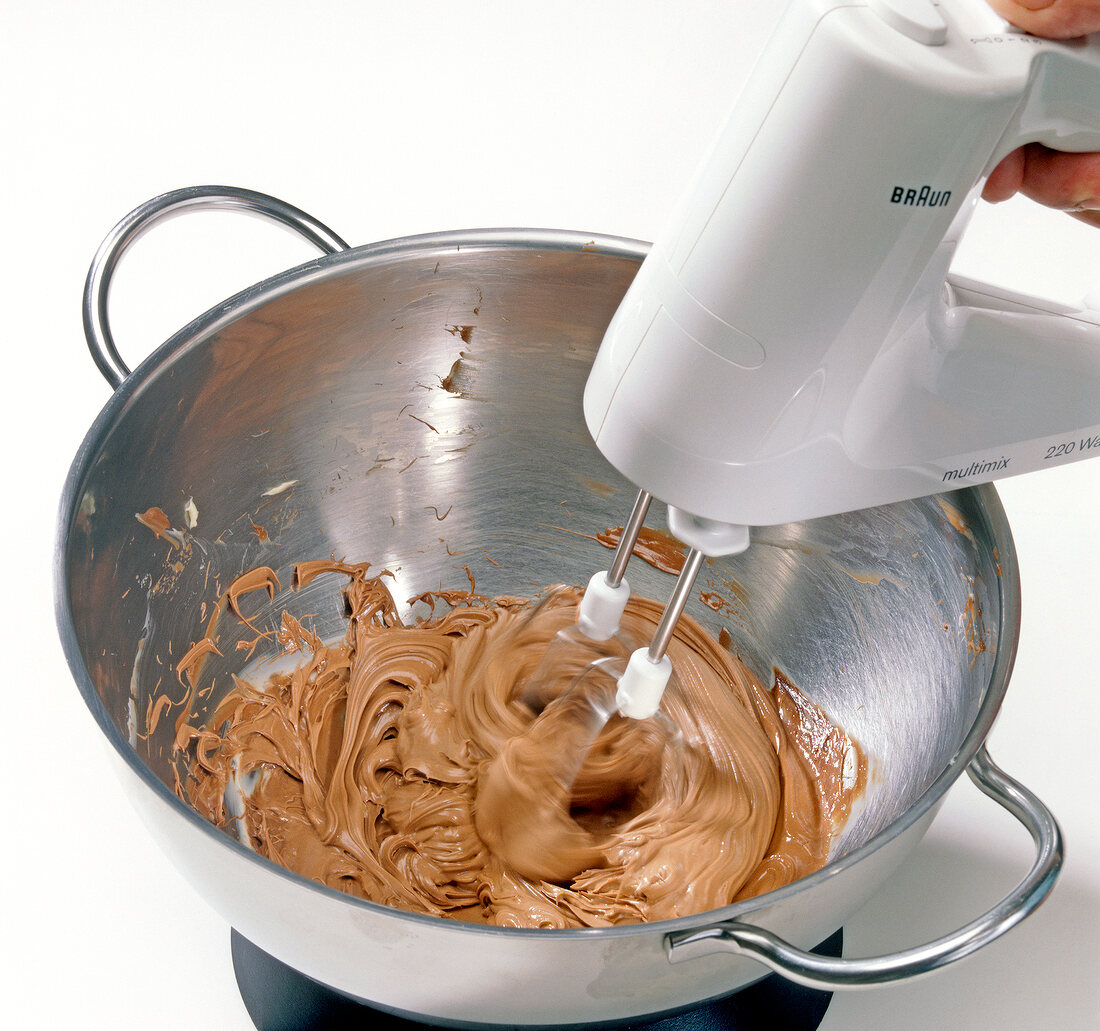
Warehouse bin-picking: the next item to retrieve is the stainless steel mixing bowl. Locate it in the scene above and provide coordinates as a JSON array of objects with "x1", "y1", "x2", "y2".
[{"x1": 56, "y1": 187, "x2": 1060, "y2": 1026}]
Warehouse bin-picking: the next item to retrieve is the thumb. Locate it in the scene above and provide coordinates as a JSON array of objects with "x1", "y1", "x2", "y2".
[{"x1": 986, "y1": 0, "x2": 1100, "y2": 39}]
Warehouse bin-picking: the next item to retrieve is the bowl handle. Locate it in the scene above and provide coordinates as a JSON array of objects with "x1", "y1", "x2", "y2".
[
  {"x1": 665, "y1": 746, "x2": 1062, "y2": 989},
  {"x1": 81, "y1": 185, "x2": 351, "y2": 389}
]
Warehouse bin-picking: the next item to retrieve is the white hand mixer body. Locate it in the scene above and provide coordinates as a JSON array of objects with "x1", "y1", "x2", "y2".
[{"x1": 580, "y1": 0, "x2": 1100, "y2": 718}]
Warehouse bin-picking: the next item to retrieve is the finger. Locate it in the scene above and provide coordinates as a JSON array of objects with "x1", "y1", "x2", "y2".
[
  {"x1": 986, "y1": 0, "x2": 1100, "y2": 38},
  {"x1": 1070, "y1": 208, "x2": 1100, "y2": 228},
  {"x1": 983, "y1": 147, "x2": 1027, "y2": 202},
  {"x1": 1016, "y1": 144, "x2": 1100, "y2": 211}
]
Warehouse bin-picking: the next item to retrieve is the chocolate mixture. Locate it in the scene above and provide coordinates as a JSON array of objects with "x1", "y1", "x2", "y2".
[{"x1": 172, "y1": 560, "x2": 864, "y2": 928}]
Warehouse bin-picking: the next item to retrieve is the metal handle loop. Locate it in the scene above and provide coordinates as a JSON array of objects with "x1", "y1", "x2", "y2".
[
  {"x1": 81, "y1": 185, "x2": 351, "y2": 389},
  {"x1": 666, "y1": 746, "x2": 1063, "y2": 990}
]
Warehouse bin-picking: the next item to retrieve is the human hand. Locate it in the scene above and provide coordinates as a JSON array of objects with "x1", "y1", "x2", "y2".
[{"x1": 983, "y1": 1, "x2": 1100, "y2": 227}]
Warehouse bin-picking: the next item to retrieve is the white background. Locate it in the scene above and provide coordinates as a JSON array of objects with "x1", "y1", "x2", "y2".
[{"x1": 4, "y1": 1, "x2": 1098, "y2": 1028}]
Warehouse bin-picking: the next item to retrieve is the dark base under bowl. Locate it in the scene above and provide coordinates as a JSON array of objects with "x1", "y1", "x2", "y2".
[{"x1": 231, "y1": 926, "x2": 841, "y2": 1031}]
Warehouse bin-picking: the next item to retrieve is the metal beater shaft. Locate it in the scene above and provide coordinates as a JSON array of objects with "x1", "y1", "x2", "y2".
[
  {"x1": 606, "y1": 488, "x2": 652, "y2": 588},
  {"x1": 647, "y1": 548, "x2": 705, "y2": 663}
]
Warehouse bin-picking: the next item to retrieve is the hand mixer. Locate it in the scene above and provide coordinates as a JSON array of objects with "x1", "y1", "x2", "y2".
[
  {"x1": 579, "y1": 0, "x2": 1100, "y2": 720},
  {"x1": 477, "y1": 0, "x2": 1100, "y2": 877}
]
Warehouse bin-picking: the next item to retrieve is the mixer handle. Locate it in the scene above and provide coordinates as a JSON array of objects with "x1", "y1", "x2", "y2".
[
  {"x1": 987, "y1": 28, "x2": 1100, "y2": 166},
  {"x1": 82, "y1": 185, "x2": 350, "y2": 389},
  {"x1": 665, "y1": 746, "x2": 1062, "y2": 989}
]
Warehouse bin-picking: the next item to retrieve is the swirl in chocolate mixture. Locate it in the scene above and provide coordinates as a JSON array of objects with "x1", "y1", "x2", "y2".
[{"x1": 174, "y1": 561, "x2": 864, "y2": 928}]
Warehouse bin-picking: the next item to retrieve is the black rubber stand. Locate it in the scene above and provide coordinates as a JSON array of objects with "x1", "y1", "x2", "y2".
[{"x1": 231, "y1": 926, "x2": 841, "y2": 1031}]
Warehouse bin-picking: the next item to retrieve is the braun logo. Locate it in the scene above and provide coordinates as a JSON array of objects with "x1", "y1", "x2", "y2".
[
  {"x1": 890, "y1": 185, "x2": 951, "y2": 208},
  {"x1": 942, "y1": 456, "x2": 1009, "y2": 482}
]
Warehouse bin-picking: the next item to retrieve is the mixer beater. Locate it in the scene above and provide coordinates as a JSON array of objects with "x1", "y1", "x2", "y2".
[{"x1": 570, "y1": 491, "x2": 750, "y2": 719}]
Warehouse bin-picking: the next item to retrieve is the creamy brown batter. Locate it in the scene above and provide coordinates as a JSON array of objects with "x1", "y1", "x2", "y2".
[{"x1": 173, "y1": 561, "x2": 864, "y2": 928}]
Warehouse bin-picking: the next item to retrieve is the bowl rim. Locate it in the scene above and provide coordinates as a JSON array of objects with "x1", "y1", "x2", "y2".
[{"x1": 54, "y1": 227, "x2": 1021, "y2": 941}]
